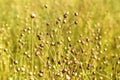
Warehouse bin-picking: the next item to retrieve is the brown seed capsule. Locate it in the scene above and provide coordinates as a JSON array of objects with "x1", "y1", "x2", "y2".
[
  {"x1": 35, "y1": 51, "x2": 41, "y2": 56},
  {"x1": 39, "y1": 43, "x2": 44, "y2": 47},
  {"x1": 74, "y1": 21, "x2": 78, "y2": 25},
  {"x1": 100, "y1": 76, "x2": 103, "y2": 80},
  {"x1": 20, "y1": 33, "x2": 24, "y2": 37},
  {"x1": 56, "y1": 72, "x2": 60, "y2": 76},
  {"x1": 63, "y1": 19, "x2": 67, "y2": 23},
  {"x1": 67, "y1": 37, "x2": 71, "y2": 42},
  {"x1": 23, "y1": 28, "x2": 27, "y2": 32},
  {"x1": 86, "y1": 37, "x2": 90, "y2": 42},
  {"x1": 77, "y1": 40, "x2": 81, "y2": 43},
  {"x1": 63, "y1": 12, "x2": 69, "y2": 18},
  {"x1": 38, "y1": 71, "x2": 43, "y2": 77},
  {"x1": 17, "y1": 67, "x2": 21, "y2": 72},
  {"x1": 80, "y1": 34, "x2": 83, "y2": 37},
  {"x1": 27, "y1": 54, "x2": 31, "y2": 58},
  {"x1": 56, "y1": 41, "x2": 60, "y2": 45},
  {"x1": 51, "y1": 42, "x2": 55, "y2": 46},
  {"x1": 37, "y1": 35, "x2": 42, "y2": 40},
  {"x1": 96, "y1": 36, "x2": 100, "y2": 40},
  {"x1": 74, "y1": 12, "x2": 78, "y2": 16},
  {"x1": 4, "y1": 48, "x2": 8, "y2": 52},
  {"x1": 21, "y1": 67, "x2": 25, "y2": 72},
  {"x1": 29, "y1": 72, "x2": 33, "y2": 76},
  {"x1": 117, "y1": 60, "x2": 120, "y2": 65},
  {"x1": 30, "y1": 13, "x2": 36, "y2": 18},
  {"x1": 58, "y1": 61, "x2": 61, "y2": 65},
  {"x1": 46, "y1": 23, "x2": 50, "y2": 26},
  {"x1": 57, "y1": 17, "x2": 62, "y2": 21},
  {"x1": 24, "y1": 52, "x2": 28, "y2": 55},
  {"x1": 44, "y1": 4, "x2": 48, "y2": 8},
  {"x1": 92, "y1": 71, "x2": 96, "y2": 75},
  {"x1": 67, "y1": 61, "x2": 72, "y2": 65},
  {"x1": 30, "y1": 77, "x2": 34, "y2": 80},
  {"x1": 87, "y1": 64, "x2": 92, "y2": 70},
  {"x1": 68, "y1": 31, "x2": 72, "y2": 34},
  {"x1": 46, "y1": 32, "x2": 49, "y2": 36},
  {"x1": 56, "y1": 20, "x2": 59, "y2": 24},
  {"x1": 46, "y1": 41, "x2": 49, "y2": 44},
  {"x1": 58, "y1": 25, "x2": 62, "y2": 29},
  {"x1": 66, "y1": 74, "x2": 71, "y2": 80},
  {"x1": 104, "y1": 48, "x2": 107, "y2": 51},
  {"x1": 27, "y1": 27, "x2": 31, "y2": 31},
  {"x1": 93, "y1": 77, "x2": 97, "y2": 80},
  {"x1": 14, "y1": 60, "x2": 18, "y2": 65},
  {"x1": 62, "y1": 68, "x2": 68, "y2": 73},
  {"x1": 81, "y1": 40, "x2": 85, "y2": 45},
  {"x1": 63, "y1": 14, "x2": 68, "y2": 18},
  {"x1": 71, "y1": 49, "x2": 75, "y2": 53}
]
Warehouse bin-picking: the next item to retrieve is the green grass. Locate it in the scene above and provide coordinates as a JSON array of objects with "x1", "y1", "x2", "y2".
[{"x1": 0, "y1": 0, "x2": 120, "y2": 80}]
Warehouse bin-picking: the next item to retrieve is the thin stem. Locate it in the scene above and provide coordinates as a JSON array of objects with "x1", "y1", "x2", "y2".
[{"x1": 31, "y1": 19, "x2": 34, "y2": 73}]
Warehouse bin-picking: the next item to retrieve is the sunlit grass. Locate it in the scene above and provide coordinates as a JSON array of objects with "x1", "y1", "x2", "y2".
[{"x1": 0, "y1": 0, "x2": 120, "y2": 80}]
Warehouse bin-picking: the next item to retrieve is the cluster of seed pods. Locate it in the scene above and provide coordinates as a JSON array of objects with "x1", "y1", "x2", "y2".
[{"x1": 0, "y1": 2, "x2": 120, "y2": 80}]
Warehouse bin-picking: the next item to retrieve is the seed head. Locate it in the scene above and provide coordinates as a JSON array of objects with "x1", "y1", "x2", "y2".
[
  {"x1": 44, "y1": 4, "x2": 48, "y2": 8},
  {"x1": 4, "y1": 48, "x2": 8, "y2": 52},
  {"x1": 56, "y1": 20, "x2": 59, "y2": 24},
  {"x1": 86, "y1": 37, "x2": 90, "y2": 42},
  {"x1": 100, "y1": 76, "x2": 103, "y2": 80},
  {"x1": 56, "y1": 72, "x2": 60, "y2": 76},
  {"x1": 39, "y1": 43, "x2": 44, "y2": 47},
  {"x1": 14, "y1": 60, "x2": 18, "y2": 65},
  {"x1": 63, "y1": 12, "x2": 69, "y2": 18},
  {"x1": 81, "y1": 40, "x2": 85, "y2": 45},
  {"x1": 30, "y1": 13, "x2": 36, "y2": 18},
  {"x1": 71, "y1": 49, "x2": 75, "y2": 53},
  {"x1": 23, "y1": 28, "x2": 27, "y2": 32},
  {"x1": 74, "y1": 21, "x2": 78, "y2": 25},
  {"x1": 27, "y1": 54, "x2": 31, "y2": 58},
  {"x1": 67, "y1": 37, "x2": 71, "y2": 42},
  {"x1": 17, "y1": 67, "x2": 21, "y2": 72},
  {"x1": 35, "y1": 51, "x2": 41, "y2": 56},
  {"x1": 24, "y1": 52, "x2": 28, "y2": 55},
  {"x1": 74, "y1": 12, "x2": 78, "y2": 16},
  {"x1": 92, "y1": 71, "x2": 96, "y2": 75},
  {"x1": 77, "y1": 40, "x2": 81, "y2": 43},
  {"x1": 63, "y1": 14, "x2": 68, "y2": 18},
  {"x1": 63, "y1": 19, "x2": 67, "y2": 23},
  {"x1": 57, "y1": 17, "x2": 62, "y2": 21},
  {"x1": 93, "y1": 77, "x2": 97, "y2": 80},
  {"x1": 38, "y1": 71, "x2": 43, "y2": 77},
  {"x1": 46, "y1": 41, "x2": 49, "y2": 44},
  {"x1": 46, "y1": 23, "x2": 50, "y2": 26},
  {"x1": 67, "y1": 31, "x2": 72, "y2": 34},
  {"x1": 66, "y1": 74, "x2": 71, "y2": 80},
  {"x1": 37, "y1": 34, "x2": 42, "y2": 40},
  {"x1": 21, "y1": 67, "x2": 25, "y2": 72},
  {"x1": 30, "y1": 77, "x2": 34, "y2": 80},
  {"x1": 51, "y1": 42, "x2": 55, "y2": 46},
  {"x1": 104, "y1": 48, "x2": 107, "y2": 51},
  {"x1": 58, "y1": 25, "x2": 62, "y2": 29},
  {"x1": 29, "y1": 72, "x2": 33, "y2": 76},
  {"x1": 117, "y1": 60, "x2": 120, "y2": 65},
  {"x1": 80, "y1": 34, "x2": 83, "y2": 37}
]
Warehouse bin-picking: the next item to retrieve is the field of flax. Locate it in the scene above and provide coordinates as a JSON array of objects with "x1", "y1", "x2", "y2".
[{"x1": 0, "y1": 0, "x2": 120, "y2": 80}]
